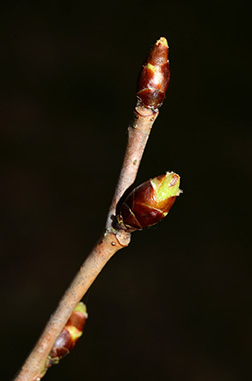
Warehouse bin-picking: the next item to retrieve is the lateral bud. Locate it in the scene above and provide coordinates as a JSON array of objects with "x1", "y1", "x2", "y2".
[
  {"x1": 116, "y1": 172, "x2": 181, "y2": 232},
  {"x1": 137, "y1": 37, "x2": 170, "y2": 111},
  {"x1": 45, "y1": 302, "x2": 88, "y2": 371}
]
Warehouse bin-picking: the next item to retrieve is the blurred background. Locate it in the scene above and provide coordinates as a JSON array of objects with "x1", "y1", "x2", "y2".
[{"x1": 1, "y1": 1, "x2": 251, "y2": 380}]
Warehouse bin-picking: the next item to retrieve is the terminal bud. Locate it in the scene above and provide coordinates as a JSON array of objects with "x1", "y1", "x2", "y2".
[{"x1": 137, "y1": 37, "x2": 170, "y2": 111}]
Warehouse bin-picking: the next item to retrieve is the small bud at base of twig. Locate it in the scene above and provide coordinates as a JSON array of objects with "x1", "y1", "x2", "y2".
[{"x1": 44, "y1": 302, "x2": 87, "y2": 372}]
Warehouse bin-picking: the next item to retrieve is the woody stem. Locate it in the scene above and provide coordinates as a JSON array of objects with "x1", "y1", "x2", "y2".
[
  {"x1": 14, "y1": 108, "x2": 158, "y2": 381},
  {"x1": 14, "y1": 36, "x2": 169, "y2": 381},
  {"x1": 106, "y1": 105, "x2": 158, "y2": 229}
]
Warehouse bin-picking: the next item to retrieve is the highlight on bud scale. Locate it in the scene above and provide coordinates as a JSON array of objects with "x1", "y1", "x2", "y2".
[{"x1": 116, "y1": 172, "x2": 181, "y2": 232}]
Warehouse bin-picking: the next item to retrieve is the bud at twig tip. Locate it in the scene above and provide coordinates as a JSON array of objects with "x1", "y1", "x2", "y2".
[{"x1": 137, "y1": 36, "x2": 170, "y2": 110}]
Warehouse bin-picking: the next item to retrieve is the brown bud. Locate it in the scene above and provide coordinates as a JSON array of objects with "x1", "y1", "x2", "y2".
[
  {"x1": 137, "y1": 37, "x2": 170, "y2": 111},
  {"x1": 46, "y1": 303, "x2": 88, "y2": 368},
  {"x1": 116, "y1": 172, "x2": 181, "y2": 232}
]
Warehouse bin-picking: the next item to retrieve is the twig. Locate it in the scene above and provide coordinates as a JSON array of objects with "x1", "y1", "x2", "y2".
[
  {"x1": 14, "y1": 37, "x2": 170, "y2": 381},
  {"x1": 105, "y1": 105, "x2": 158, "y2": 229}
]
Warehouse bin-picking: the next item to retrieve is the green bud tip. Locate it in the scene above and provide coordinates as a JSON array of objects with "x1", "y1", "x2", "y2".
[
  {"x1": 151, "y1": 172, "x2": 181, "y2": 201},
  {"x1": 74, "y1": 302, "x2": 88, "y2": 319},
  {"x1": 157, "y1": 37, "x2": 168, "y2": 48}
]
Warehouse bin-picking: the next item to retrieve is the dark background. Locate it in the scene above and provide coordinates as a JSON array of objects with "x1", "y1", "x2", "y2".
[{"x1": 1, "y1": 1, "x2": 251, "y2": 380}]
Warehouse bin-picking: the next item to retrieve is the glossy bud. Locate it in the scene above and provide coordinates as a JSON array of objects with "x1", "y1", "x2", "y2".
[
  {"x1": 137, "y1": 37, "x2": 170, "y2": 111},
  {"x1": 117, "y1": 172, "x2": 181, "y2": 232},
  {"x1": 46, "y1": 303, "x2": 88, "y2": 368}
]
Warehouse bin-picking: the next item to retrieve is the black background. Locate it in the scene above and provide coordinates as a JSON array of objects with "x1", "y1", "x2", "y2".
[{"x1": 1, "y1": 1, "x2": 251, "y2": 380}]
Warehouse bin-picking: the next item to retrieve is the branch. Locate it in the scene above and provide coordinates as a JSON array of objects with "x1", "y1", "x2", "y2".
[{"x1": 14, "y1": 37, "x2": 170, "y2": 381}]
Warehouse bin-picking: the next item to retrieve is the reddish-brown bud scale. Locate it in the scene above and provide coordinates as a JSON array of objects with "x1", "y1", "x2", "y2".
[
  {"x1": 137, "y1": 37, "x2": 170, "y2": 110},
  {"x1": 117, "y1": 172, "x2": 181, "y2": 232},
  {"x1": 45, "y1": 303, "x2": 88, "y2": 369}
]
